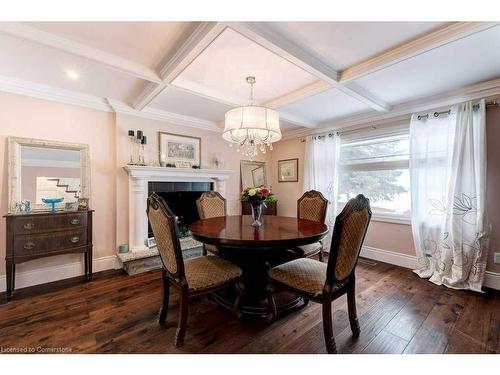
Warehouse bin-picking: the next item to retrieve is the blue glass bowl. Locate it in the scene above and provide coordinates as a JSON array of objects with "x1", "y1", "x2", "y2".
[{"x1": 42, "y1": 197, "x2": 64, "y2": 213}]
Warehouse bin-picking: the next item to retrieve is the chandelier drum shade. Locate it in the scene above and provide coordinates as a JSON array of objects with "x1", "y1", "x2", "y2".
[{"x1": 223, "y1": 76, "x2": 281, "y2": 158}]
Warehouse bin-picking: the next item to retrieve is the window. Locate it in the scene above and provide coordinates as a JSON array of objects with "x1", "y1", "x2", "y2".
[{"x1": 337, "y1": 133, "x2": 410, "y2": 220}]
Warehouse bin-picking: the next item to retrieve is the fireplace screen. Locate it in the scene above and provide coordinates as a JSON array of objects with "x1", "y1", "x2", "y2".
[{"x1": 147, "y1": 181, "x2": 213, "y2": 239}]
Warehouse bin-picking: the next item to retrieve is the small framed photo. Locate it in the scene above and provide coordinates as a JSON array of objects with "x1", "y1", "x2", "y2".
[
  {"x1": 278, "y1": 158, "x2": 299, "y2": 182},
  {"x1": 147, "y1": 237, "x2": 157, "y2": 248},
  {"x1": 251, "y1": 166, "x2": 266, "y2": 187},
  {"x1": 77, "y1": 197, "x2": 89, "y2": 211},
  {"x1": 159, "y1": 132, "x2": 201, "y2": 168},
  {"x1": 65, "y1": 202, "x2": 79, "y2": 211}
]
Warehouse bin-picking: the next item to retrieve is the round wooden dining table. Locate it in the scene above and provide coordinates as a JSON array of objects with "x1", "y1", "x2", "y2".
[{"x1": 189, "y1": 215, "x2": 329, "y2": 317}]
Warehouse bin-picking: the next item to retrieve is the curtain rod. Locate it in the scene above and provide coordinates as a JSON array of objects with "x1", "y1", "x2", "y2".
[
  {"x1": 300, "y1": 125, "x2": 378, "y2": 142},
  {"x1": 299, "y1": 99, "x2": 500, "y2": 141},
  {"x1": 416, "y1": 100, "x2": 499, "y2": 120}
]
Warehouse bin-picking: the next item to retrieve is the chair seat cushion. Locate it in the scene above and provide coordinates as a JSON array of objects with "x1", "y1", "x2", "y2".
[
  {"x1": 184, "y1": 256, "x2": 242, "y2": 293},
  {"x1": 269, "y1": 258, "x2": 327, "y2": 297},
  {"x1": 294, "y1": 242, "x2": 322, "y2": 257}
]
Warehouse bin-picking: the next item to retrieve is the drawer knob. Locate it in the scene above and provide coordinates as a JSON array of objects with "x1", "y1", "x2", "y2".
[
  {"x1": 23, "y1": 242, "x2": 36, "y2": 250},
  {"x1": 70, "y1": 218, "x2": 80, "y2": 225},
  {"x1": 23, "y1": 223, "x2": 35, "y2": 230},
  {"x1": 70, "y1": 236, "x2": 80, "y2": 243}
]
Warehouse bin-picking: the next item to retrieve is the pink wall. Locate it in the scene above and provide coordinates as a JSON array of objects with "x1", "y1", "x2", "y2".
[
  {"x1": 0, "y1": 92, "x2": 116, "y2": 276},
  {"x1": 271, "y1": 107, "x2": 500, "y2": 273},
  {"x1": 269, "y1": 138, "x2": 305, "y2": 217}
]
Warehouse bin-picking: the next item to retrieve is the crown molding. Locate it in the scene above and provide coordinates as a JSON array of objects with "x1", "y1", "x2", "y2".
[
  {"x1": 107, "y1": 99, "x2": 222, "y2": 132},
  {"x1": 340, "y1": 22, "x2": 500, "y2": 83},
  {"x1": 0, "y1": 74, "x2": 223, "y2": 132},
  {"x1": 281, "y1": 77, "x2": 500, "y2": 140},
  {"x1": 0, "y1": 22, "x2": 161, "y2": 83},
  {"x1": 0, "y1": 74, "x2": 113, "y2": 112}
]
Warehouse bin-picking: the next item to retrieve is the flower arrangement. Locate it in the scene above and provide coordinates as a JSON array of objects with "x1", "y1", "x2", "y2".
[{"x1": 240, "y1": 186, "x2": 277, "y2": 205}]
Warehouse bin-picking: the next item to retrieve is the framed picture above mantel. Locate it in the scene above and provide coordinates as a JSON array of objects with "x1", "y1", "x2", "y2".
[
  {"x1": 278, "y1": 158, "x2": 299, "y2": 182},
  {"x1": 159, "y1": 132, "x2": 201, "y2": 168}
]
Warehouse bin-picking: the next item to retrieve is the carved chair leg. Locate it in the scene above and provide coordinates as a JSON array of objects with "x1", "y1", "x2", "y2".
[
  {"x1": 347, "y1": 278, "x2": 360, "y2": 337},
  {"x1": 318, "y1": 249, "x2": 324, "y2": 262},
  {"x1": 265, "y1": 284, "x2": 278, "y2": 322},
  {"x1": 233, "y1": 280, "x2": 245, "y2": 320},
  {"x1": 322, "y1": 301, "x2": 337, "y2": 354},
  {"x1": 175, "y1": 288, "x2": 189, "y2": 348},
  {"x1": 318, "y1": 240, "x2": 325, "y2": 262},
  {"x1": 159, "y1": 269, "x2": 170, "y2": 324}
]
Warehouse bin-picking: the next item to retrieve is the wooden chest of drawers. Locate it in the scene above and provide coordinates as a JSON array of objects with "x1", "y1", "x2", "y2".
[{"x1": 4, "y1": 210, "x2": 93, "y2": 300}]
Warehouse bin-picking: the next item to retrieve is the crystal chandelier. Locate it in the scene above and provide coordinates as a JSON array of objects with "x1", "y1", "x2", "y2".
[{"x1": 223, "y1": 76, "x2": 281, "y2": 158}]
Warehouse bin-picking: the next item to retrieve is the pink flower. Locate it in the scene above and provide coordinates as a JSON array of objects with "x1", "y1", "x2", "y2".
[{"x1": 260, "y1": 187, "x2": 270, "y2": 197}]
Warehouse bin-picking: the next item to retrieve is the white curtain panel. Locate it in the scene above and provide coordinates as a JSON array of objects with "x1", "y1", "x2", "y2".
[
  {"x1": 303, "y1": 134, "x2": 340, "y2": 248},
  {"x1": 410, "y1": 100, "x2": 489, "y2": 292}
]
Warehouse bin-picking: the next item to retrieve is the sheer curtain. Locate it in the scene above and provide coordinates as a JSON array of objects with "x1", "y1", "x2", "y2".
[
  {"x1": 303, "y1": 133, "x2": 340, "y2": 247},
  {"x1": 410, "y1": 100, "x2": 489, "y2": 292}
]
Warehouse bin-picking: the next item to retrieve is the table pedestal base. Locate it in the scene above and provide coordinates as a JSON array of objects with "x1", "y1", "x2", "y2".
[
  {"x1": 212, "y1": 289, "x2": 307, "y2": 317},
  {"x1": 216, "y1": 247, "x2": 306, "y2": 318}
]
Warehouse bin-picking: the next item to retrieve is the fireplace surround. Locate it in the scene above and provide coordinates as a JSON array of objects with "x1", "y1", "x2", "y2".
[{"x1": 123, "y1": 165, "x2": 233, "y2": 252}]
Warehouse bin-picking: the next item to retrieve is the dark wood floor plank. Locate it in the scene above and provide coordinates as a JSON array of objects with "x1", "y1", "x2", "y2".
[
  {"x1": 362, "y1": 330, "x2": 409, "y2": 354},
  {"x1": 403, "y1": 291, "x2": 466, "y2": 354},
  {"x1": 0, "y1": 260, "x2": 498, "y2": 354}
]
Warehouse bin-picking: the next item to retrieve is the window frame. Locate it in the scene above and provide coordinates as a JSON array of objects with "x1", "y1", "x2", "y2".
[{"x1": 337, "y1": 127, "x2": 411, "y2": 225}]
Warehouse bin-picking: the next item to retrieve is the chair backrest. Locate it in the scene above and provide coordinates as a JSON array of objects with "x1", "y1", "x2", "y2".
[
  {"x1": 297, "y1": 190, "x2": 328, "y2": 223},
  {"x1": 196, "y1": 191, "x2": 226, "y2": 219},
  {"x1": 147, "y1": 193, "x2": 185, "y2": 279},
  {"x1": 326, "y1": 194, "x2": 371, "y2": 286}
]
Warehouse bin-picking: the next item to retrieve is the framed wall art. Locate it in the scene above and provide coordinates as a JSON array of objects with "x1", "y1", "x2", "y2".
[
  {"x1": 159, "y1": 132, "x2": 201, "y2": 168},
  {"x1": 278, "y1": 158, "x2": 299, "y2": 182}
]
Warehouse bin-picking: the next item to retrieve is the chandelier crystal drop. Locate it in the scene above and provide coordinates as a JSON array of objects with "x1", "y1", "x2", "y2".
[{"x1": 223, "y1": 76, "x2": 281, "y2": 158}]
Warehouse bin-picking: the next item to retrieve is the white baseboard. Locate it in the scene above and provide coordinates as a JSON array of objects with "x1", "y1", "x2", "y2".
[
  {"x1": 361, "y1": 245, "x2": 418, "y2": 269},
  {"x1": 0, "y1": 255, "x2": 120, "y2": 293},
  {"x1": 360, "y1": 245, "x2": 500, "y2": 291},
  {"x1": 484, "y1": 271, "x2": 500, "y2": 290}
]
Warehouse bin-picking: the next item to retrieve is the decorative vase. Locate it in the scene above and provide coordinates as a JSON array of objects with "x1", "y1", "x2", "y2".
[{"x1": 251, "y1": 202, "x2": 263, "y2": 227}]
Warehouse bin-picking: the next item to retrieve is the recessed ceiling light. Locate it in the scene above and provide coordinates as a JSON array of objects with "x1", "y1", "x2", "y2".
[{"x1": 65, "y1": 69, "x2": 79, "y2": 80}]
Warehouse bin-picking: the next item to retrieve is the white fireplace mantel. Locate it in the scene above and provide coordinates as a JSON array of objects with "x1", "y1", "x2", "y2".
[{"x1": 123, "y1": 165, "x2": 233, "y2": 252}]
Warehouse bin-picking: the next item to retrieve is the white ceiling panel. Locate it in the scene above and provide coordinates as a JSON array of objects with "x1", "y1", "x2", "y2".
[
  {"x1": 264, "y1": 22, "x2": 447, "y2": 70},
  {"x1": 355, "y1": 25, "x2": 500, "y2": 105},
  {"x1": 279, "y1": 88, "x2": 370, "y2": 123},
  {"x1": 148, "y1": 85, "x2": 232, "y2": 121},
  {"x1": 172, "y1": 27, "x2": 318, "y2": 105},
  {"x1": 0, "y1": 32, "x2": 146, "y2": 103},
  {"x1": 23, "y1": 22, "x2": 197, "y2": 69}
]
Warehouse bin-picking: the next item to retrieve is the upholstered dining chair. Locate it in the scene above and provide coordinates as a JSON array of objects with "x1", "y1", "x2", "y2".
[
  {"x1": 267, "y1": 194, "x2": 372, "y2": 354},
  {"x1": 196, "y1": 191, "x2": 226, "y2": 256},
  {"x1": 147, "y1": 193, "x2": 244, "y2": 348},
  {"x1": 294, "y1": 190, "x2": 329, "y2": 261}
]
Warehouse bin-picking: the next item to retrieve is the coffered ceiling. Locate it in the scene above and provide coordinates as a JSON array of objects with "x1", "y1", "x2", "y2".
[{"x1": 0, "y1": 21, "x2": 499, "y2": 135}]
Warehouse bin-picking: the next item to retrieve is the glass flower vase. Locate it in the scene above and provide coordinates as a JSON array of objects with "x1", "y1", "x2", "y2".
[{"x1": 251, "y1": 202, "x2": 263, "y2": 227}]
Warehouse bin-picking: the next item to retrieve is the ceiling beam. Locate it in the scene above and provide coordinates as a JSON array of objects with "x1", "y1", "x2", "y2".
[
  {"x1": 133, "y1": 22, "x2": 227, "y2": 110},
  {"x1": 0, "y1": 22, "x2": 161, "y2": 83},
  {"x1": 169, "y1": 83, "x2": 316, "y2": 128},
  {"x1": 340, "y1": 22, "x2": 500, "y2": 83},
  {"x1": 264, "y1": 80, "x2": 330, "y2": 109},
  {"x1": 227, "y1": 22, "x2": 391, "y2": 113}
]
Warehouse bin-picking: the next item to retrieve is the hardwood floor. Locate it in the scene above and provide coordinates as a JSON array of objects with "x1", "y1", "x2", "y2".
[{"x1": 0, "y1": 259, "x2": 498, "y2": 354}]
